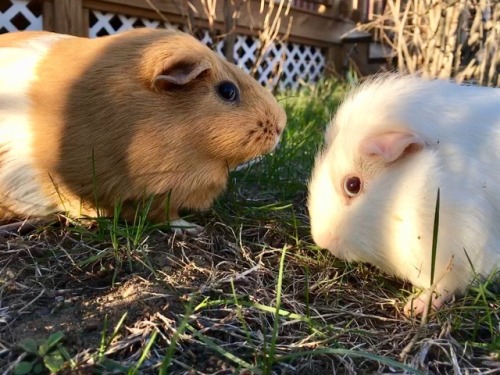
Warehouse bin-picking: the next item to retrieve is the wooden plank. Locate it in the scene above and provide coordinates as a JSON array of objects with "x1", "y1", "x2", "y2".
[
  {"x1": 83, "y1": 0, "x2": 187, "y2": 25},
  {"x1": 52, "y1": 0, "x2": 86, "y2": 36},
  {"x1": 42, "y1": 1, "x2": 54, "y2": 32},
  {"x1": 82, "y1": 8, "x2": 90, "y2": 37},
  {"x1": 82, "y1": 0, "x2": 357, "y2": 46}
]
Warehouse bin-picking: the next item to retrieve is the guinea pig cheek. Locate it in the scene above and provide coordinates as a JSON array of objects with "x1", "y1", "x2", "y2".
[
  {"x1": 334, "y1": 182, "x2": 370, "y2": 260},
  {"x1": 308, "y1": 166, "x2": 345, "y2": 255}
]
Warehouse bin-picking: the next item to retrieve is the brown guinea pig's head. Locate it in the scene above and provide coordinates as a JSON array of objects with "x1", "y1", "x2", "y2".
[{"x1": 124, "y1": 28, "x2": 287, "y2": 169}]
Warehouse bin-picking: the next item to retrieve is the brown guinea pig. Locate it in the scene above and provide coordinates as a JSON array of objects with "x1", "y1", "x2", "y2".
[{"x1": 0, "y1": 28, "x2": 287, "y2": 233}]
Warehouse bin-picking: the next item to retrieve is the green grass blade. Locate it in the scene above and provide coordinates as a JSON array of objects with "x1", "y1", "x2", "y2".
[
  {"x1": 186, "y1": 324, "x2": 263, "y2": 374},
  {"x1": 276, "y1": 348, "x2": 424, "y2": 374},
  {"x1": 98, "y1": 312, "x2": 128, "y2": 362},
  {"x1": 91, "y1": 148, "x2": 101, "y2": 219},
  {"x1": 430, "y1": 188, "x2": 440, "y2": 286},
  {"x1": 128, "y1": 330, "x2": 158, "y2": 375},
  {"x1": 159, "y1": 300, "x2": 194, "y2": 375},
  {"x1": 264, "y1": 245, "x2": 288, "y2": 375},
  {"x1": 230, "y1": 279, "x2": 256, "y2": 351}
]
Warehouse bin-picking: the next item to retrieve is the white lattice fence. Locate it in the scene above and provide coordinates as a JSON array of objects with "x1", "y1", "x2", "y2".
[
  {"x1": 281, "y1": 43, "x2": 325, "y2": 89},
  {"x1": 0, "y1": 1, "x2": 326, "y2": 90},
  {"x1": 0, "y1": 0, "x2": 42, "y2": 33},
  {"x1": 89, "y1": 10, "x2": 325, "y2": 90},
  {"x1": 89, "y1": 10, "x2": 223, "y2": 53}
]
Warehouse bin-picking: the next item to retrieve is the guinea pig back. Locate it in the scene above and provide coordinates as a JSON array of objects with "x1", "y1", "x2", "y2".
[
  {"x1": 308, "y1": 74, "x2": 500, "y2": 314},
  {"x1": 0, "y1": 28, "x2": 286, "y2": 229}
]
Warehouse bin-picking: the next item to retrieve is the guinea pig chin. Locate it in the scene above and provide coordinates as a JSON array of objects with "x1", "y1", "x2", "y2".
[{"x1": 271, "y1": 135, "x2": 282, "y2": 151}]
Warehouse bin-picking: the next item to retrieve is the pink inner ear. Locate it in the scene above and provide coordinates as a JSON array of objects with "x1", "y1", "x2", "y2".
[
  {"x1": 360, "y1": 131, "x2": 424, "y2": 163},
  {"x1": 154, "y1": 59, "x2": 211, "y2": 91}
]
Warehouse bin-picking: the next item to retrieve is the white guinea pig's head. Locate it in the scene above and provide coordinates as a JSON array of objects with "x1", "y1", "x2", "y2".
[{"x1": 307, "y1": 75, "x2": 451, "y2": 268}]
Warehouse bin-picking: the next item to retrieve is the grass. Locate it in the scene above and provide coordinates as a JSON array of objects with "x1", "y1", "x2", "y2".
[{"x1": 0, "y1": 79, "x2": 498, "y2": 374}]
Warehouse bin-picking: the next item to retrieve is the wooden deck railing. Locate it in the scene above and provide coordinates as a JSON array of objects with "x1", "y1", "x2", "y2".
[
  {"x1": 2, "y1": 0, "x2": 383, "y2": 81},
  {"x1": 39, "y1": 0, "x2": 366, "y2": 47}
]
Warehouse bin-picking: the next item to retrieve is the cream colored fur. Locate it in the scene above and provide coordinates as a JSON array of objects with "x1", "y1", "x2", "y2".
[
  {"x1": 0, "y1": 28, "x2": 287, "y2": 232},
  {"x1": 0, "y1": 33, "x2": 70, "y2": 219}
]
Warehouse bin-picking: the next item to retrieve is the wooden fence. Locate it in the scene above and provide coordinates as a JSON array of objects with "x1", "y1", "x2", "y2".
[
  {"x1": 1, "y1": 0, "x2": 383, "y2": 89},
  {"x1": 37, "y1": 0, "x2": 369, "y2": 44}
]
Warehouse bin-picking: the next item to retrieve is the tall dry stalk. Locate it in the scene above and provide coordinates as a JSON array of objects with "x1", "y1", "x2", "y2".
[
  {"x1": 149, "y1": 0, "x2": 292, "y2": 86},
  {"x1": 249, "y1": 0, "x2": 292, "y2": 79},
  {"x1": 362, "y1": 0, "x2": 499, "y2": 87},
  {"x1": 221, "y1": 0, "x2": 245, "y2": 63}
]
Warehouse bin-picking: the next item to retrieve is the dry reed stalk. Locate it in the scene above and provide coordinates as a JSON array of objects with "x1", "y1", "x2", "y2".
[
  {"x1": 221, "y1": 0, "x2": 244, "y2": 62},
  {"x1": 200, "y1": 0, "x2": 218, "y2": 30},
  {"x1": 146, "y1": 0, "x2": 292, "y2": 89},
  {"x1": 361, "y1": 0, "x2": 499, "y2": 86},
  {"x1": 249, "y1": 0, "x2": 292, "y2": 85},
  {"x1": 181, "y1": 0, "x2": 197, "y2": 33}
]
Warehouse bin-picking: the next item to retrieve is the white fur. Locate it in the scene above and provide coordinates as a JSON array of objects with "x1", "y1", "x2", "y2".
[
  {"x1": 0, "y1": 34, "x2": 69, "y2": 216},
  {"x1": 308, "y1": 74, "x2": 500, "y2": 313}
]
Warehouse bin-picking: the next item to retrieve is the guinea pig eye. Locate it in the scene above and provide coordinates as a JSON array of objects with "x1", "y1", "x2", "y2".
[
  {"x1": 217, "y1": 81, "x2": 239, "y2": 102},
  {"x1": 343, "y1": 176, "x2": 362, "y2": 198}
]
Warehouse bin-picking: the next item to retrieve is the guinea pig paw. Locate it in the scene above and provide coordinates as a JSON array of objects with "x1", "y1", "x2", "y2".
[
  {"x1": 403, "y1": 290, "x2": 448, "y2": 317},
  {"x1": 403, "y1": 297, "x2": 428, "y2": 317},
  {"x1": 169, "y1": 218, "x2": 204, "y2": 235}
]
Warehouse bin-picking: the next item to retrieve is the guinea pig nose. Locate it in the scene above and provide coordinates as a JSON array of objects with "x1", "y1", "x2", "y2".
[{"x1": 312, "y1": 231, "x2": 339, "y2": 252}]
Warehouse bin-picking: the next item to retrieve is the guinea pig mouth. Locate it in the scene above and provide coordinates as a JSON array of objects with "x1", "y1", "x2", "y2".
[{"x1": 273, "y1": 135, "x2": 282, "y2": 150}]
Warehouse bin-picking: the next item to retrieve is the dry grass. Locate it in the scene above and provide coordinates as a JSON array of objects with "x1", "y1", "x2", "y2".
[
  {"x1": 363, "y1": 0, "x2": 499, "y2": 87},
  {"x1": 0, "y1": 80, "x2": 498, "y2": 374}
]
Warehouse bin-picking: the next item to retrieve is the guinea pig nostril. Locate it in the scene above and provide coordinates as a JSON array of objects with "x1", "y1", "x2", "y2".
[{"x1": 275, "y1": 125, "x2": 282, "y2": 136}]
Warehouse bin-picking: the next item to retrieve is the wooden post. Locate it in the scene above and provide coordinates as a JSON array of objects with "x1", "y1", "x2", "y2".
[
  {"x1": 322, "y1": 1, "x2": 347, "y2": 78},
  {"x1": 42, "y1": 1, "x2": 54, "y2": 32},
  {"x1": 223, "y1": 0, "x2": 236, "y2": 63},
  {"x1": 44, "y1": 0, "x2": 87, "y2": 37},
  {"x1": 324, "y1": 44, "x2": 344, "y2": 77}
]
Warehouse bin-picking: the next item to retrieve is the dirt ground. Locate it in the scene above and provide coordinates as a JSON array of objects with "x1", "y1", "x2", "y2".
[
  {"x1": 1, "y1": 226, "x2": 216, "y2": 367},
  {"x1": 0, "y1": 208, "x2": 499, "y2": 374}
]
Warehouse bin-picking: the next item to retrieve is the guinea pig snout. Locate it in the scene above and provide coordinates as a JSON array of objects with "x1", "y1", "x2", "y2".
[{"x1": 312, "y1": 229, "x2": 339, "y2": 252}]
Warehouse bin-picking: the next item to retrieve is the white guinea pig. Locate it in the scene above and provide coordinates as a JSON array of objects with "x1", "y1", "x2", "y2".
[{"x1": 308, "y1": 74, "x2": 500, "y2": 316}]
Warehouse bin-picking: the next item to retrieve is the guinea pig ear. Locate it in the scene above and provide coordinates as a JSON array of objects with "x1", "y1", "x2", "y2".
[
  {"x1": 153, "y1": 59, "x2": 211, "y2": 92},
  {"x1": 360, "y1": 131, "x2": 424, "y2": 163}
]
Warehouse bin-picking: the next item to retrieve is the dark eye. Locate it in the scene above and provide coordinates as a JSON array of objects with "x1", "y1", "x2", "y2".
[
  {"x1": 343, "y1": 176, "x2": 362, "y2": 198},
  {"x1": 217, "y1": 81, "x2": 239, "y2": 102}
]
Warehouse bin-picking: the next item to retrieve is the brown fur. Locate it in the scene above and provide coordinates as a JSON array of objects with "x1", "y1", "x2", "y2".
[{"x1": 0, "y1": 28, "x2": 286, "y2": 223}]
